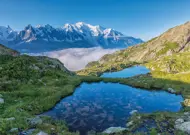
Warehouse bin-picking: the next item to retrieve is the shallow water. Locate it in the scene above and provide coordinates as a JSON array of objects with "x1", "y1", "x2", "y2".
[
  {"x1": 44, "y1": 82, "x2": 183, "y2": 134},
  {"x1": 101, "y1": 65, "x2": 150, "y2": 78}
]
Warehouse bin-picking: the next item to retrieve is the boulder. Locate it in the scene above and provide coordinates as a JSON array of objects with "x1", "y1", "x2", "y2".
[
  {"x1": 183, "y1": 99, "x2": 190, "y2": 107},
  {"x1": 6, "y1": 117, "x2": 15, "y2": 121},
  {"x1": 184, "y1": 112, "x2": 190, "y2": 115},
  {"x1": 126, "y1": 121, "x2": 133, "y2": 127},
  {"x1": 175, "y1": 121, "x2": 190, "y2": 134},
  {"x1": 9, "y1": 128, "x2": 18, "y2": 133},
  {"x1": 175, "y1": 118, "x2": 184, "y2": 125},
  {"x1": 168, "y1": 88, "x2": 176, "y2": 93},
  {"x1": 36, "y1": 131, "x2": 48, "y2": 135},
  {"x1": 103, "y1": 127, "x2": 126, "y2": 134},
  {"x1": 20, "y1": 129, "x2": 35, "y2": 135},
  {"x1": 29, "y1": 116, "x2": 43, "y2": 126}
]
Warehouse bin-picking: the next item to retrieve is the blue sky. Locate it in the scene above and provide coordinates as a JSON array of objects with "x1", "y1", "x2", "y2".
[{"x1": 0, "y1": 0, "x2": 189, "y2": 40}]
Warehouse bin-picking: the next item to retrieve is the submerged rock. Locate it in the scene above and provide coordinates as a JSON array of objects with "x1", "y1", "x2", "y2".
[{"x1": 103, "y1": 127, "x2": 126, "y2": 134}]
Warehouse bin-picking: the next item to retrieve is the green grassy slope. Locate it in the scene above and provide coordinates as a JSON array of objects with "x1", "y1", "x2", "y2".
[
  {"x1": 0, "y1": 44, "x2": 19, "y2": 56},
  {"x1": 75, "y1": 22, "x2": 190, "y2": 134},
  {"x1": 0, "y1": 55, "x2": 81, "y2": 135}
]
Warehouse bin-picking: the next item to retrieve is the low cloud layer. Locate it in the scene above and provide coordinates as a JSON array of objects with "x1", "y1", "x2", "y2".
[{"x1": 30, "y1": 47, "x2": 117, "y2": 71}]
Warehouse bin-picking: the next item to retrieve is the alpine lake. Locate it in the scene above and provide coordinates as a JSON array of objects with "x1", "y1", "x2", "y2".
[{"x1": 43, "y1": 66, "x2": 183, "y2": 134}]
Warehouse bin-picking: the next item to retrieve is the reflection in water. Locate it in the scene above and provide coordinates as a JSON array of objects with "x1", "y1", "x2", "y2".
[
  {"x1": 44, "y1": 82, "x2": 183, "y2": 134},
  {"x1": 101, "y1": 65, "x2": 150, "y2": 78}
]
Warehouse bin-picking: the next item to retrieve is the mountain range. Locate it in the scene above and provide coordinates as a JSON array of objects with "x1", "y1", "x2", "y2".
[{"x1": 0, "y1": 22, "x2": 143, "y2": 53}]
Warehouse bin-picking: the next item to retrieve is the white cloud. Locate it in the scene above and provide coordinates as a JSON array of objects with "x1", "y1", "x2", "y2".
[{"x1": 30, "y1": 47, "x2": 117, "y2": 71}]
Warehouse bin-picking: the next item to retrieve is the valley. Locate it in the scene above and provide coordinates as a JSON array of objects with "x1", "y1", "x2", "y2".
[
  {"x1": 1, "y1": 0, "x2": 190, "y2": 135},
  {"x1": 1, "y1": 21, "x2": 190, "y2": 135},
  {"x1": 29, "y1": 47, "x2": 118, "y2": 71}
]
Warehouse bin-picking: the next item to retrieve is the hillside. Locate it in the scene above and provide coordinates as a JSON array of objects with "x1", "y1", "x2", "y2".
[
  {"x1": 0, "y1": 44, "x2": 19, "y2": 56},
  {"x1": 0, "y1": 54, "x2": 82, "y2": 134},
  {"x1": 78, "y1": 21, "x2": 190, "y2": 76},
  {"x1": 76, "y1": 21, "x2": 190, "y2": 134}
]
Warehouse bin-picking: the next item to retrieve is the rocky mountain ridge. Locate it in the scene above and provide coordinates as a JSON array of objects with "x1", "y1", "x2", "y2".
[{"x1": 0, "y1": 22, "x2": 143, "y2": 53}]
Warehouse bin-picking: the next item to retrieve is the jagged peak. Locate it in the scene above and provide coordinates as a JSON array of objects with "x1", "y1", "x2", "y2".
[
  {"x1": 63, "y1": 23, "x2": 75, "y2": 32},
  {"x1": 64, "y1": 23, "x2": 72, "y2": 27},
  {"x1": 45, "y1": 24, "x2": 52, "y2": 28},
  {"x1": 7, "y1": 25, "x2": 12, "y2": 30},
  {"x1": 25, "y1": 24, "x2": 34, "y2": 30},
  {"x1": 36, "y1": 24, "x2": 43, "y2": 28},
  {"x1": 95, "y1": 25, "x2": 105, "y2": 29},
  {"x1": 0, "y1": 25, "x2": 12, "y2": 31}
]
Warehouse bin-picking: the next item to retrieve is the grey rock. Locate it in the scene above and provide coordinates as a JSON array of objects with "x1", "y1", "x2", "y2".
[
  {"x1": 168, "y1": 88, "x2": 176, "y2": 93},
  {"x1": 184, "y1": 112, "x2": 190, "y2": 115},
  {"x1": 175, "y1": 121, "x2": 190, "y2": 134},
  {"x1": 32, "y1": 65, "x2": 40, "y2": 70},
  {"x1": 20, "y1": 129, "x2": 35, "y2": 135},
  {"x1": 0, "y1": 98, "x2": 4, "y2": 104},
  {"x1": 137, "y1": 116, "x2": 141, "y2": 119},
  {"x1": 36, "y1": 131, "x2": 48, "y2": 135},
  {"x1": 175, "y1": 118, "x2": 184, "y2": 125},
  {"x1": 51, "y1": 128, "x2": 55, "y2": 131},
  {"x1": 9, "y1": 128, "x2": 18, "y2": 133},
  {"x1": 103, "y1": 127, "x2": 126, "y2": 134},
  {"x1": 29, "y1": 116, "x2": 43, "y2": 126},
  {"x1": 6, "y1": 117, "x2": 15, "y2": 121},
  {"x1": 126, "y1": 121, "x2": 133, "y2": 127}
]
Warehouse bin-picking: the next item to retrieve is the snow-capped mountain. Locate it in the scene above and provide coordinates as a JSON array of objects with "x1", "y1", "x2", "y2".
[
  {"x1": 0, "y1": 22, "x2": 143, "y2": 53},
  {"x1": 0, "y1": 26, "x2": 17, "y2": 41}
]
